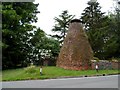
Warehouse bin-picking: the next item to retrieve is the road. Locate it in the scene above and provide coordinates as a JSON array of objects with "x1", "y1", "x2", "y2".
[{"x1": 2, "y1": 75, "x2": 119, "y2": 88}]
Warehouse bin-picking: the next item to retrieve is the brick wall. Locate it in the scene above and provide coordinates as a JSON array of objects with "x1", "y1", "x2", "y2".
[{"x1": 91, "y1": 60, "x2": 119, "y2": 70}]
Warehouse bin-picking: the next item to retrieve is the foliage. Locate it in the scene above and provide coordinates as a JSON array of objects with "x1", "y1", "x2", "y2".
[
  {"x1": 93, "y1": 57, "x2": 99, "y2": 62},
  {"x1": 111, "y1": 57, "x2": 120, "y2": 62},
  {"x1": 2, "y1": 2, "x2": 40, "y2": 69},
  {"x1": 30, "y1": 28, "x2": 60, "y2": 66},
  {"x1": 30, "y1": 28, "x2": 46, "y2": 65},
  {"x1": 24, "y1": 65, "x2": 37, "y2": 73},
  {"x1": 80, "y1": 1, "x2": 119, "y2": 59},
  {"x1": 2, "y1": 2, "x2": 60, "y2": 69},
  {"x1": 51, "y1": 10, "x2": 75, "y2": 46},
  {"x1": 100, "y1": 1, "x2": 120, "y2": 59}
]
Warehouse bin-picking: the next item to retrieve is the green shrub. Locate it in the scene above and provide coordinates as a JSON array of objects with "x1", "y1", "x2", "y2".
[
  {"x1": 93, "y1": 57, "x2": 99, "y2": 62},
  {"x1": 112, "y1": 57, "x2": 120, "y2": 62},
  {"x1": 24, "y1": 65, "x2": 37, "y2": 73}
]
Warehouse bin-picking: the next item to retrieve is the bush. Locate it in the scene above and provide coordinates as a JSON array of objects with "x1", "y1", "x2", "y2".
[
  {"x1": 93, "y1": 57, "x2": 99, "y2": 62},
  {"x1": 24, "y1": 65, "x2": 37, "y2": 73},
  {"x1": 111, "y1": 57, "x2": 120, "y2": 62}
]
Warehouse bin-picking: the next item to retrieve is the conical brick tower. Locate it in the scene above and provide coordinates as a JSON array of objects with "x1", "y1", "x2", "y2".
[{"x1": 56, "y1": 19, "x2": 93, "y2": 70}]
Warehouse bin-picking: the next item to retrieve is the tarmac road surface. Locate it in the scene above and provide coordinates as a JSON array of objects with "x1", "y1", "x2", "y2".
[{"x1": 2, "y1": 75, "x2": 119, "y2": 88}]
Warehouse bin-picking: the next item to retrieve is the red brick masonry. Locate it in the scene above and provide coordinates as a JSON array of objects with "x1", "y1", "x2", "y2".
[{"x1": 57, "y1": 19, "x2": 93, "y2": 70}]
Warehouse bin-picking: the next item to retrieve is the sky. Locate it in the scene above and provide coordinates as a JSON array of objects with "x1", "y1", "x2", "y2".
[{"x1": 33, "y1": 0, "x2": 115, "y2": 35}]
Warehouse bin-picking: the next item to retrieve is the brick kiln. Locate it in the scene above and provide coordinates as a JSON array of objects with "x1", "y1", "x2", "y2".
[{"x1": 56, "y1": 19, "x2": 93, "y2": 70}]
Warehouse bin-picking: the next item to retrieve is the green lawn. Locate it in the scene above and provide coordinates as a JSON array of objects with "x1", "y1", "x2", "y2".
[{"x1": 2, "y1": 66, "x2": 119, "y2": 81}]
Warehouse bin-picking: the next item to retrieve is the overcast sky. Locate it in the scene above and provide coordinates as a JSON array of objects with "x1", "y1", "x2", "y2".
[{"x1": 33, "y1": 0, "x2": 115, "y2": 35}]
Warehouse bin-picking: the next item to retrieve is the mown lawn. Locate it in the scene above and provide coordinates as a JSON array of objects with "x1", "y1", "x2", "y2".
[{"x1": 2, "y1": 66, "x2": 119, "y2": 81}]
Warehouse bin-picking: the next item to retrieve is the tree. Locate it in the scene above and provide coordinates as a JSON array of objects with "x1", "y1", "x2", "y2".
[
  {"x1": 30, "y1": 28, "x2": 60, "y2": 66},
  {"x1": 52, "y1": 10, "x2": 75, "y2": 46},
  {"x1": 103, "y1": 1, "x2": 120, "y2": 59},
  {"x1": 42, "y1": 37, "x2": 60, "y2": 66},
  {"x1": 114, "y1": 1, "x2": 120, "y2": 58},
  {"x1": 2, "y1": 2, "x2": 40, "y2": 69},
  {"x1": 30, "y1": 28, "x2": 46, "y2": 65},
  {"x1": 80, "y1": 0, "x2": 110, "y2": 59}
]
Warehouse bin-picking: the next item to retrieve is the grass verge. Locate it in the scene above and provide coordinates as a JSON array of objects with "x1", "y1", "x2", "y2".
[{"x1": 2, "y1": 66, "x2": 119, "y2": 81}]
